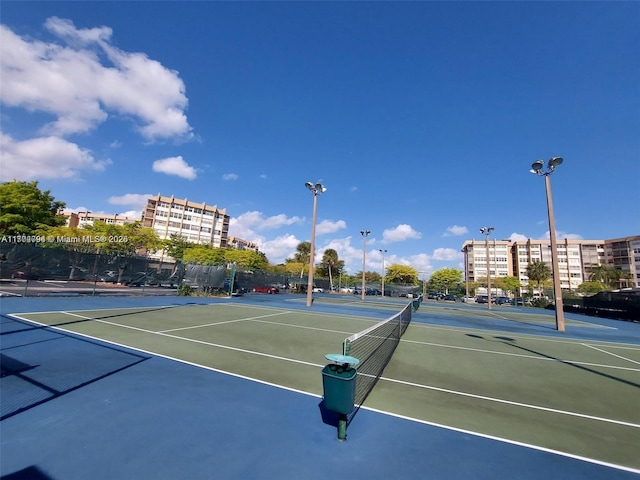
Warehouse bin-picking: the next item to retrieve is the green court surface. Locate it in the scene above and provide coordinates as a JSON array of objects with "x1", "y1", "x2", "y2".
[{"x1": 13, "y1": 300, "x2": 640, "y2": 472}]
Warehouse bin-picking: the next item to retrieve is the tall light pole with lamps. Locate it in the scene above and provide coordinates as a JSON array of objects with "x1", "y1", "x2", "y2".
[
  {"x1": 305, "y1": 182, "x2": 326, "y2": 307},
  {"x1": 379, "y1": 249, "x2": 387, "y2": 297},
  {"x1": 530, "y1": 157, "x2": 565, "y2": 332},
  {"x1": 360, "y1": 230, "x2": 371, "y2": 300},
  {"x1": 480, "y1": 227, "x2": 494, "y2": 310}
]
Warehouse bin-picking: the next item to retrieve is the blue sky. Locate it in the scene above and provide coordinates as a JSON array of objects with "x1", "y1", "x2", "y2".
[{"x1": 1, "y1": 1, "x2": 638, "y2": 276}]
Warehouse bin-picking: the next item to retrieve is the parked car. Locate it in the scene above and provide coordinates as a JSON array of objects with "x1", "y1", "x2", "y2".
[
  {"x1": 476, "y1": 295, "x2": 489, "y2": 304},
  {"x1": 443, "y1": 294, "x2": 456, "y2": 302},
  {"x1": 495, "y1": 296, "x2": 511, "y2": 305},
  {"x1": 254, "y1": 286, "x2": 279, "y2": 294},
  {"x1": 312, "y1": 287, "x2": 324, "y2": 293},
  {"x1": 462, "y1": 296, "x2": 476, "y2": 303},
  {"x1": 512, "y1": 297, "x2": 532, "y2": 306}
]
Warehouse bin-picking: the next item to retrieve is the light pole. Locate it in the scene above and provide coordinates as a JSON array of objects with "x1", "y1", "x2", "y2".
[
  {"x1": 530, "y1": 157, "x2": 565, "y2": 332},
  {"x1": 360, "y1": 230, "x2": 371, "y2": 300},
  {"x1": 480, "y1": 227, "x2": 494, "y2": 310},
  {"x1": 305, "y1": 182, "x2": 326, "y2": 307},
  {"x1": 462, "y1": 247, "x2": 470, "y2": 300},
  {"x1": 379, "y1": 249, "x2": 387, "y2": 297}
]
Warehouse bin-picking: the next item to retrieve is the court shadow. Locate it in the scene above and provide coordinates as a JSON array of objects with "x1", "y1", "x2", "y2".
[
  {"x1": 494, "y1": 336, "x2": 515, "y2": 342},
  {"x1": 1, "y1": 316, "x2": 149, "y2": 421},
  {"x1": 318, "y1": 399, "x2": 340, "y2": 428},
  {"x1": 1, "y1": 465, "x2": 55, "y2": 480},
  {"x1": 491, "y1": 336, "x2": 640, "y2": 390}
]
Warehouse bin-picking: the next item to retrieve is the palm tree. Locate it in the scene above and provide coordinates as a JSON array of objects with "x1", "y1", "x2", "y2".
[
  {"x1": 293, "y1": 241, "x2": 311, "y2": 278},
  {"x1": 318, "y1": 248, "x2": 343, "y2": 291},
  {"x1": 526, "y1": 260, "x2": 551, "y2": 295},
  {"x1": 589, "y1": 264, "x2": 632, "y2": 290}
]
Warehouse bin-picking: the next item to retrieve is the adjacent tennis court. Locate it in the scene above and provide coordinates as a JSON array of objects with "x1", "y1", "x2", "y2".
[{"x1": 2, "y1": 294, "x2": 639, "y2": 479}]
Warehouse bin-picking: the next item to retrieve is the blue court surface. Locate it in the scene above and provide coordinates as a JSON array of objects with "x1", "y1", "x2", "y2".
[{"x1": 1, "y1": 294, "x2": 639, "y2": 479}]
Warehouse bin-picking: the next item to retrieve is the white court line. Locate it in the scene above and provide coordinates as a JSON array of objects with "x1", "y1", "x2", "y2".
[
  {"x1": 9, "y1": 311, "x2": 640, "y2": 475},
  {"x1": 59, "y1": 311, "x2": 322, "y2": 369},
  {"x1": 247, "y1": 318, "x2": 640, "y2": 372},
  {"x1": 401, "y1": 338, "x2": 640, "y2": 373},
  {"x1": 55, "y1": 310, "x2": 640, "y2": 429},
  {"x1": 158, "y1": 311, "x2": 294, "y2": 333},
  {"x1": 410, "y1": 321, "x2": 637, "y2": 348},
  {"x1": 582, "y1": 343, "x2": 640, "y2": 366},
  {"x1": 378, "y1": 375, "x2": 640, "y2": 429}
]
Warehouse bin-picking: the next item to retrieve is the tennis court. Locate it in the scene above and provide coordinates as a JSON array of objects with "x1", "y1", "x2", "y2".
[{"x1": 2, "y1": 294, "x2": 639, "y2": 479}]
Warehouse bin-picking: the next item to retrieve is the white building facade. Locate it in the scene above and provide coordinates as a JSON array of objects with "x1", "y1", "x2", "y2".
[
  {"x1": 141, "y1": 194, "x2": 230, "y2": 259},
  {"x1": 461, "y1": 235, "x2": 639, "y2": 295}
]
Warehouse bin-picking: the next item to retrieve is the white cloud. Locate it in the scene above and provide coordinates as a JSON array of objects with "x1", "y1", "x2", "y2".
[
  {"x1": 152, "y1": 156, "x2": 197, "y2": 180},
  {"x1": 63, "y1": 206, "x2": 91, "y2": 214},
  {"x1": 222, "y1": 173, "x2": 239, "y2": 181},
  {"x1": 229, "y1": 211, "x2": 303, "y2": 241},
  {"x1": 432, "y1": 248, "x2": 463, "y2": 262},
  {"x1": 316, "y1": 219, "x2": 347, "y2": 236},
  {"x1": 382, "y1": 224, "x2": 422, "y2": 243},
  {"x1": 118, "y1": 209, "x2": 142, "y2": 218},
  {"x1": 0, "y1": 18, "x2": 192, "y2": 141},
  {"x1": 443, "y1": 225, "x2": 468, "y2": 236},
  {"x1": 541, "y1": 231, "x2": 584, "y2": 241},
  {"x1": 406, "y1": 253, "x2": 433, "y2": 274},
  {"x1": 0, "y1": 133, "x2": 109, "y2": 181},
  {"x1": 108, "y1": 193, "x2": 154, "y2": 208},
  {"x1": 260, "y1": 213, "x2": 303, "y2": 230},
  {"x1": 259, "y1": 234, "x2": 301, "y2": 264},
  {"x1": 509, "y1": 232, "x2": 529, "y2": 242}
]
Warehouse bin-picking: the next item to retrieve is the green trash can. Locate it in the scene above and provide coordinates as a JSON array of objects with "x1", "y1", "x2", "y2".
[{"x1": 322, "y1": 364, "x2": 357, "y2": 415}]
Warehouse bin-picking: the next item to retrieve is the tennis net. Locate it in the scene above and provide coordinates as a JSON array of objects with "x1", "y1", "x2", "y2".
[{"x1": 342, "y1": 294, "x2": 421, "y2": 421}]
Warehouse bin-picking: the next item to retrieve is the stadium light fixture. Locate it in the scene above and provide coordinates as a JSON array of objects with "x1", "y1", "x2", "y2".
[
  {"x1": 530, "y1": 157, "x2": 565, "y2": 331},
  {"x1": 305, "y1": 182, "x2": 326, "y2": 307},
  {"x1": 360, "y1": 230, "x2": 371, "y2": 300},
  {"x1": 480, "y1": 227, "x2": 494, "y2": 310}
]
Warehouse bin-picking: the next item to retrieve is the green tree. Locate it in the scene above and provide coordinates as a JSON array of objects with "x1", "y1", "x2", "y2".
[
  {"x1": 284, "y1": 260, "x2": 306, "y2": 276},
  {"x1": 224, "y1": 249, "x2": 269, "y2": 270},
  {"x1": 87, "y1": 221, "x2": 161, "y2": 254},
  {"x1": 182, "y1": 244, "x2": 224, "y2": 265},
  {"x1": 385, "y1": 264, "x2": 418, "y2": 285},
  {"x1": 317, "y1": 248, "x2": 344, "y2": 290},
  {"x1": 292, "y1": 241, "x2": 311, "y2": 277},
  {"x1": 526, "y1": 260, "x2": 551, "y2": 293},
  {"x1": 0, "y1": 181, "x2": 66, "y2": 235},
  {"x1": 494, "y1": 276, "x2": 521, "y2": 296},
  {"x1": 36, "y1": 225, "x2": 94, "y2": 252},
  {"x1": 163, "y1": 234, "x2": 192, "y2": 261},
  {"x1": 577, "y1": 281, "x2": 606, "y2": 294},
  {"x1": 588, "y1": 264, "x2": 631, "y2": 290},
  {"x1": 428, "y1": 268, "x2": 463, "y2": 294}
]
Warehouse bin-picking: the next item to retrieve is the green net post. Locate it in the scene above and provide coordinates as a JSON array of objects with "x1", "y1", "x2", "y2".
[{"x1": 338, "y1": 414, "x2": 347, "y2": 441}]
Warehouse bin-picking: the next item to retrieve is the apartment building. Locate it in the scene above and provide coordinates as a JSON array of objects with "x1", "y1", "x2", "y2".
[
  {"x1": 604, "y1": 235, "x2": 640, "y2": 288},
  {"x1": 511, "y1": 239, "x2": 605, "y2": 291},
  {"x1": 227, "y1": 235, "x2": 259, "y2": 252},
  {"x1": 64, "y1": 211, "x2": 139, "y2": 228},
  {"x1": 461, "y1": 235, "x2": 639, "y2": 294},
  {"x1": 141, "y1": 195, "x2": 230, "y2": 257}
]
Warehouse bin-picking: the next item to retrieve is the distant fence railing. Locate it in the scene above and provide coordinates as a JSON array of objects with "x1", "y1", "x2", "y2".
[
  {"x1": 0, "y1": 243, "x2": 183, "y2": 286},
  {"x1": 561, "y1": 290, "x2": 640, "y2": 322}
]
